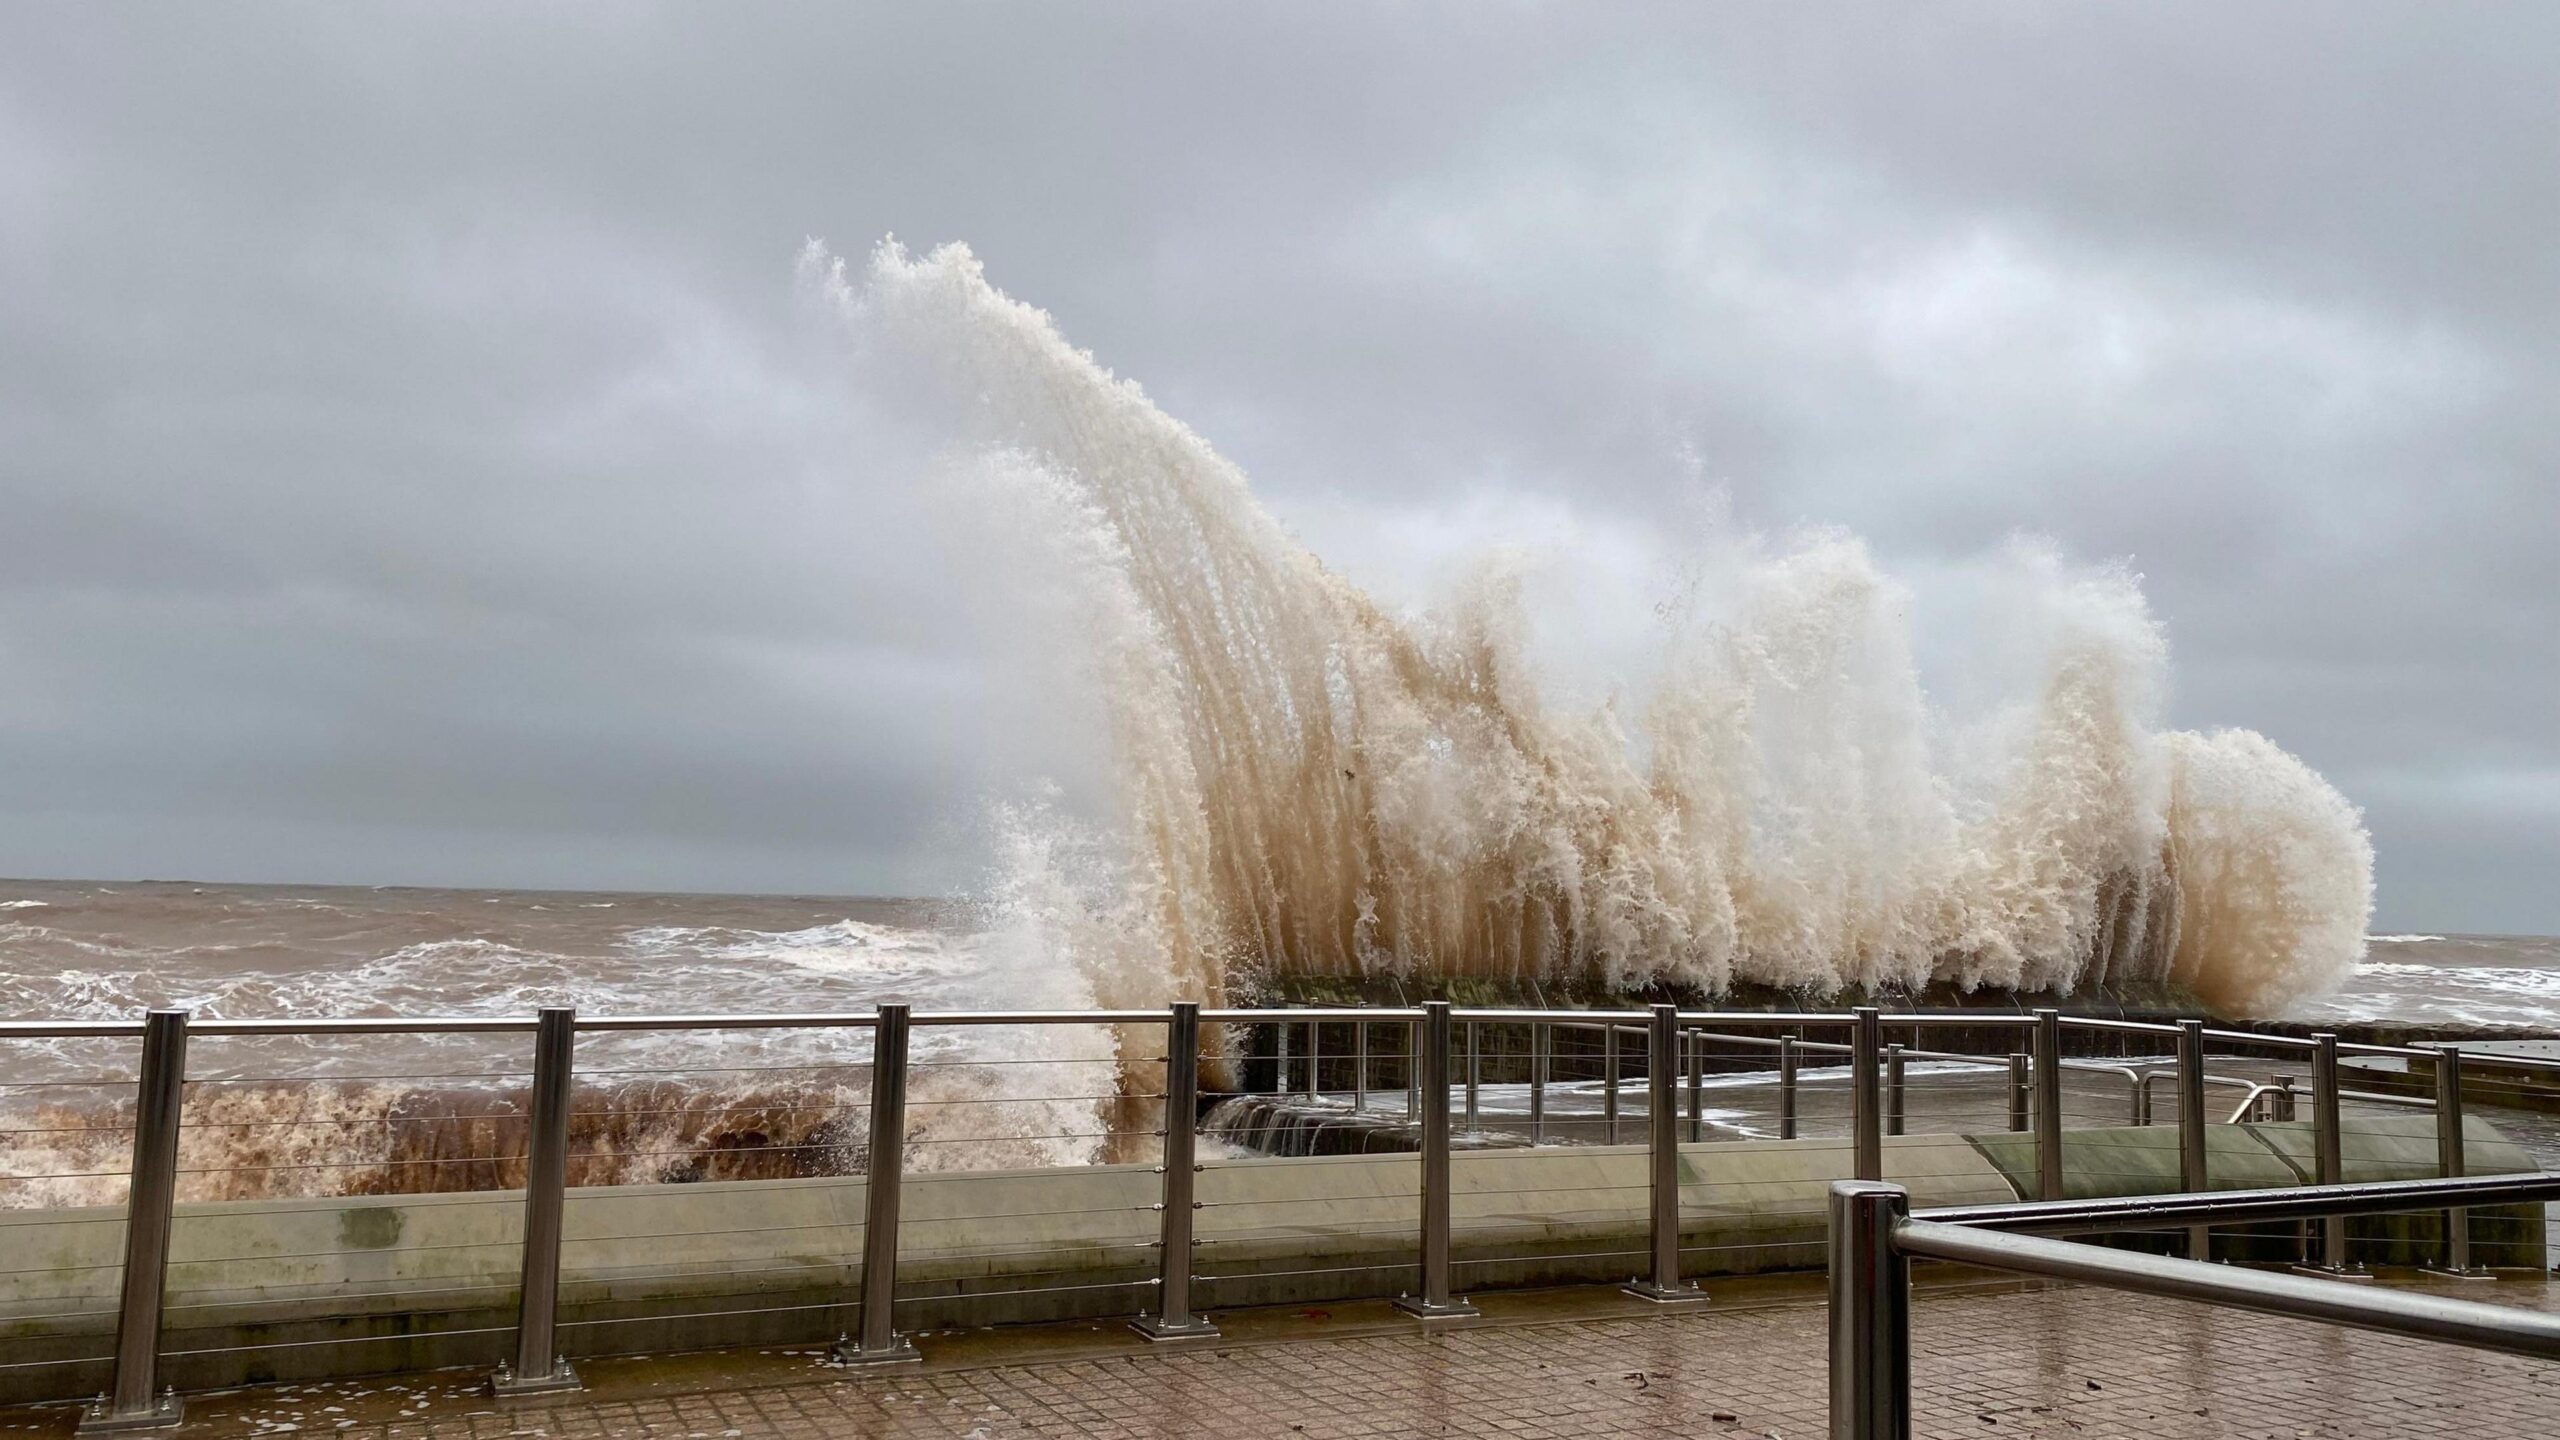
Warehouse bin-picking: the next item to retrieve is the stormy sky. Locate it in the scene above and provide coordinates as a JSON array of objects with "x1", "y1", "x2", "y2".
[{"x1": 1, "y1": 4, "x2": 2552, "y2": 930}]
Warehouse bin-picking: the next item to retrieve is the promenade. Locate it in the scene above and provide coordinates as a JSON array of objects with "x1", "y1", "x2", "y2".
[{"x1": 21, "y1": 1271, "x2": 2553, "y2": 1440}]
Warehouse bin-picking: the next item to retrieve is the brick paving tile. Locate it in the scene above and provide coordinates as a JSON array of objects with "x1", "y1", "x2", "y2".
[
  {"x1": 23, "y1": 1279, "x2": 2559, "y2": 1439},
  {"x1": 601, "y1": 1279, "x2": 2529, "y2": 1440}
]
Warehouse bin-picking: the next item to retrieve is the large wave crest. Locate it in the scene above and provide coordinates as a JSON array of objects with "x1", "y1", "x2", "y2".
[{"x1": 821, "y1": 240, "x2": 2374, "y2": 1018}]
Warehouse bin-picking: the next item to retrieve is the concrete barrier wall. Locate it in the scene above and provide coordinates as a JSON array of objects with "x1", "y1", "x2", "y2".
[
  {"x1": 1966, "y1": 1114, "x2": 2547, "y2": 1268},
  {"x1": 0, "y1": 1119, "x2": 2540, "y2": 1403}
]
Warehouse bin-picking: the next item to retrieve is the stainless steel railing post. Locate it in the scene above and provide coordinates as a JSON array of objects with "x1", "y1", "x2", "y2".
[
  {"x1": 1626, "y1": 1005, "x2": 1705, "y2": 1304},
  {"x1": 1883, "y1": 1043, "x2": 1906, "y2": 1138},
  {"x1": 1135, "y1": 1003, "x2": 1218, "y2": 1339},
  {"x1": 83, "y1": 1008, "x2": 188, "y2": 1434},
  {"x1": 835, "y1": 1004, "x2": 920, "y2": 1365},
  {"x1": 1395, "y1": 1000, "x2": 1476, "y2": 1321},
  {"x1": 1851, "y1": 1008, "x2": 1882, "y2": 1182},
  {"x1": 2269, "y1": 1068, "x2": 2304, "y2": 1258},
  {"x1": 1406, "y1": 1019, "x2": 1421, "y2": 1119},
  {"x1": 1686, "y1": 1029, "x2": 1705, "y2": 1143},
  {"x1": 1463, "y1": 1022, "x2": 1480, "y2": 1132},
  {"x1": 1353, "y1": 1020, "x2": 1368, "y2": 1112},
  {"x1": 1778, "y1": 1035, "x2": 1800, "y2": 1141},
  {"x1": 1305, "y1": 1019, "x2": 1320, "y2": 1099},
  {"x1": 1529, "y1": 1022, "x2": 1548, "y2": 1144},
  {"x1": 492, "y1": 1006, "x2": 580, "y2": 1397},
  {"x1": 1827, "y1": 1180, "x2": 1912, "y2": 1440},
  {"x1": 2426, "y1": 1045, "x2": 2488, "y2": 1278},
  {"x1": 2296, "y1": 1031, "x2": 2365, "y2": 1278},
  {"x1": 2033, "y1": 1009, "x2": 2064, "y2": 1202},
  {"x1": 2005, "y1": 1052, "x2": 2029, "y2": 1133},
  {"x1": 2175, "y1": 1019, "x2": 2210, "y2": 1262},
  {"x1": 1275, "y1": 1020, "x2": 1290, "y2": 1095},
  {"x1": 1604, "y1": 1023, "x2": 1621, "y2": 1144}
]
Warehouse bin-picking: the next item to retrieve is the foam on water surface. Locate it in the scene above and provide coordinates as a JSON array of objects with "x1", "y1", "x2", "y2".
[{"x1": 2294, "y1": 933, "x2": 2560, "y2": 1029}]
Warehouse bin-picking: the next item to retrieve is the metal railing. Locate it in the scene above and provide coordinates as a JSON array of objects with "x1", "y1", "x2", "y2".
[
  {"x1": 1827, "y1": 1171, "x2": 2560, "y2": 1439},
  {"x1": 6, "y1": 1002, "x2": 2554, "y2": 1430}
]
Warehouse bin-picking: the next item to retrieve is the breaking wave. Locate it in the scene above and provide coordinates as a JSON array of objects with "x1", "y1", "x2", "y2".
[
  {"x1": 619, "y1": 919, "x2": 972, "y2": 981},
  {"x1": 821, "y1": 238, "x2": 2375, "y2": 1018}
]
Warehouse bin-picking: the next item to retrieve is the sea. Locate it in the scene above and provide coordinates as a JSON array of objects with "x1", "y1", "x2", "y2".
[{"x1": 7, "y1": 879, "x2": 2554, "y2": 1038}]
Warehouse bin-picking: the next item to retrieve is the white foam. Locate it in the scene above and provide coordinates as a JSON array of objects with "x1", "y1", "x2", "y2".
[
  {"x1": 618, "y1": 919, "x2": 970, "y2": 980},
  {"x1": 2295, "y1": 957, "x2": 2560, "y2": 1028},
  {"x1": 826, "y1": 238, "x2": 2376, "y2": 1017}
]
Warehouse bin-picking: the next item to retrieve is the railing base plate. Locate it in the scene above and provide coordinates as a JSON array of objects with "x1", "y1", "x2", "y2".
[
  {"x1": 489, "y1": 1361, "x2": 582, "y2": 1399},
  {"x1": 1392, "y1": 1296, "x2": 1481, "y2": 1325},
  {"x1": 1130, "y1": 1315, "x2": 1221, "y2": 1342},
  {"x1": 77, "y1": 1395, "x2": 183, "y2": 1434},
  {"x1": 2419, "y1": 1263, "x2": 2495, "y2": 1281},
  {"x1": 2287, "y1": 1264, "x2": 2376, "y2": 1283},
  {"x1": 829, "y1": 1336, "x2": 922, "y2": 1368},
  {"x1": 1621, "y1": 1281, "x2": 1709, "y2": 1308}
]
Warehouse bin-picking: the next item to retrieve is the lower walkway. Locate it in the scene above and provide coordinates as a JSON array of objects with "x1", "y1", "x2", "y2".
[{"x1": 18, "y1": 1273, "x2": 2558, "y2": 1439}]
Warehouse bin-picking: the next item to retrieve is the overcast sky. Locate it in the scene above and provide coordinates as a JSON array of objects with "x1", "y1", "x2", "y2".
[{"x1": 1, "y1": 4, "x2": 2552, "y2": 930}]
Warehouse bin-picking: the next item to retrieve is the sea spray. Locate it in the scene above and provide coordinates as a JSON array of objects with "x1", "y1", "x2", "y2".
[
  {"x1": 828, "y1": 238, "x2": 2375, "y2": 1016},
  {"x1": 2163, "y1": 729, "x2": 2376, "y2": 1015}
]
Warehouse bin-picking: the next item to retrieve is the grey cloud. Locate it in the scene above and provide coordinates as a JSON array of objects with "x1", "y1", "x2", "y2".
[{"x1": 0, "y1": 3, "x2": 2551, "y2": 928}]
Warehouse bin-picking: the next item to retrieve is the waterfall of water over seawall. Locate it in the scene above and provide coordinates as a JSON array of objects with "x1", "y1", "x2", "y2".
[{"x1": 822, "y1": 239, "x2": 2375, "y2": 1021}]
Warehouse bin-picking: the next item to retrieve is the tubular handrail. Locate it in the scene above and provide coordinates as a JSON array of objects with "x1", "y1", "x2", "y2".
[
  {"x1": 1892, "y1": 1218, "x2": 2560, "y2": 1359},
  {"x1": 1895, "y1": 1046, "x2": 2014, "y2": 1068},
  {"x1": 191, "y1": 1017, "x2": 539, "y2": 1036},
  {"x1": 2225, "y1": 1080, "x2": 2290, "y2": 1125},
  {"x1": 1692, "y1": 1036, "x2": 2003, "y2": 1070},
  {"x1": 2138, "y1": 1068, "x2": 2262, "y2": 1098},
  {"x1": 2059, "y1": 1015, "x2": 2167, "y2": 1035},
  {"x1": 574, "y1": 1013, "x2": 882, "y2": 1031},
  {"x1": 2203, "y1": 1074, "x2": 2434, "y2": 1125},
  {"x1": 2334, "y1": 1037, "x2": 2447, "y2": 1061},
  {"x1": 1916, "y1": 1170, "x2": 2560, "y2": 1234},
  {"x1": 0, "y1": 1021, "x2": 151, "y2": 1039},
  {"x1": 2328, "y1": 1084, "x2": 2436, "y2": 1111},
  {"x1": 1691, "y1": 1029, "x2": 1786, "y2": 1050},
  {"x1": 1831, "y1": 1172, "x2": 2560, "y2": 1437},
  {"x1": 2199, "y1": 1025, "x2": 2323, "y2": 1051},
  {"x1": 919, "y1": 1009, "x2": 1192, "y2": 1025},
  {"x1": 10, "y1": 1007, "x2": 2559, "y2": 1077},
  {"x1": 1206, "y1": 1007, "x2": 1429, "y2": 1022},
  {"x1": 1456, "y1": 1008, "x2": 1650, "y2": 1024},
  {"x1": 2162, "y1": 1047, "x2": 2405, "y2": 1130}
]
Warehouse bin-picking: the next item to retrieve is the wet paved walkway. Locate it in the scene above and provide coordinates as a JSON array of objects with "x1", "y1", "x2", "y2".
[{"x1": 16, "y1": 1274, "x2": 2558, "y2": 1439}]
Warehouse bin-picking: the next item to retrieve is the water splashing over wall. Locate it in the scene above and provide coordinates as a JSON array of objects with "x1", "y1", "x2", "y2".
[{"x1": 819, "y1": 240, "x2": 2374, "y2": 1018}]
